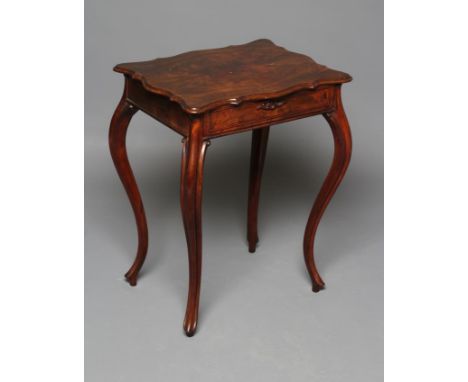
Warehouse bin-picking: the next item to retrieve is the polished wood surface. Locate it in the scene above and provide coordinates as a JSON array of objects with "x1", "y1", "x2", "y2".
[
  {"x1": 304, "y1": 88, "x2": 352, "y2": 292},
  {"x1": 114, "y1": 39, "x2": 351, "y2": 114},
  {"x1": 179, "y1": 120, "x2": 210, "y2": 337},
  {"x1": 109, "y1": 82, "x2": 148, "y2": 286},
  {"x1": 109, "y1": 40, "x2": 353, "y2": 336},
  {"x1": 205, "y1": 87, "x2": 334, "y2": 138}
]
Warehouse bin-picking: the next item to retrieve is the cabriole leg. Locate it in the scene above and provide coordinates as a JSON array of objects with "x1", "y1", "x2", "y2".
[
  {"x1": 180, "y1": 119, "x2": 209, "y2": 336},
  {"x1": 303, "y1": 88, "x2": 352, "y2": 292},
  {"x1": 109, "y1": 91, "x2": 148, "y2": 286}
]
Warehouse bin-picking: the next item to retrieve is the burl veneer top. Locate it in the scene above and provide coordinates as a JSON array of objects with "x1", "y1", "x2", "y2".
[{"x1": 114, "y1": 39, "x2": 351, "y2": 114}]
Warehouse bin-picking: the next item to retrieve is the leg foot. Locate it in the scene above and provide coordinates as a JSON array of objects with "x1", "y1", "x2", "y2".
[
  {"x1": 248, "y1": 239, "x2": 258, "y2": 254},
  {"x1": 303, "y1": 88, "x2": 352, "y2": 292},
  {"x1": 247, "y1": 127, "x2": 269, "y2": 253},
  {"x1": 124, "y1": 272, "x2": 138, "y2": 287},
  {"x1": 109, "y1": 85, "x2": 149, "y2": 287},
  {"x1": 312, "y1": 278, "x2": 325, "y2": 293}
]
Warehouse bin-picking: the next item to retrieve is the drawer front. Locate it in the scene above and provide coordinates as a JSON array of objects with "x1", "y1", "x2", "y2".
[{"x1": 206, "y1": 87, "x2": 334, "y2": 137}]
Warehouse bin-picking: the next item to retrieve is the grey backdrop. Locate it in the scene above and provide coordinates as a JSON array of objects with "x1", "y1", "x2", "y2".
[{"x1": 85, "y1": 1, "x2": 383, "y2": 381}]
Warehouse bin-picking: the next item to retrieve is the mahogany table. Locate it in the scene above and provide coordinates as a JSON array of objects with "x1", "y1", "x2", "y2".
[{"x1": 109, "y1": 39, "x2": 352, "y2": 336}]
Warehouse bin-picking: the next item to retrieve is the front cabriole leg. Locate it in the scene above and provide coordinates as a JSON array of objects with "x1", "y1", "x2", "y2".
[
  {"x1": 180, "y1": 118, "x2": 210, "y2": 336},
  {"x1": 303, "y1": 86, "x2": 352, "y2": 292}
]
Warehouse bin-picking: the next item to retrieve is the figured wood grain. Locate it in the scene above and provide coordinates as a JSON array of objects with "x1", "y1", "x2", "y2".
[
  {"x1": 110, "y1": 40, "x2": 353, "y2": 336},
  {"x1": 114, "y1": 39, "x2": 351, "y2": 114},
  {"x1": 205, "y1": 87, "x2": 334, "y2": 137}
]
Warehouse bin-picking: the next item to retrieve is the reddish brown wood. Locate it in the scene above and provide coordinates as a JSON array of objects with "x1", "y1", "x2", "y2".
[
  {"x1": 110, "y1": 40, "x2": 353, "y2": 336},
  {"x1": 247, "y1": 127, "x2": 270, "y2": 253},
  {"x1": 303, "y1": 87, "x2": 352, "y2": 292},
  {"x1": 126, "y1": 79, "x2": 189, "y2": 136},
  {"x1": 205, "y1": 87, "x2": 333, "y2": 138},
  {"x1": 180, "y1": 119, "x2": 209, "y2": 336},
  {"x1": 109, "y1": 84, "x2": 148, "y2": 286},
  {"x1": 114, "y1": 39, "x2": 351, "y2": 114}
]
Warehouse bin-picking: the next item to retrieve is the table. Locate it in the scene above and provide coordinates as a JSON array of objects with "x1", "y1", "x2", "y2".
[{"x1": 109, "y1": 39, "x2": 352, "y2": 336}]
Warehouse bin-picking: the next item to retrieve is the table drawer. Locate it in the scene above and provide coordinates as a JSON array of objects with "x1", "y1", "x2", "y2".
[{"x1": 206, "y1": 87, "x2": 335, "y2": 137}]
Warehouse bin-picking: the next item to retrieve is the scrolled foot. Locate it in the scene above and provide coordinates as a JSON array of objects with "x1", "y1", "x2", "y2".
[
  {"x1": 312, "y1": 279, "x2": 325, "y2": 293},
  {"x1": 125, "y1": 271, "x2": 138, "y2": 287}
]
